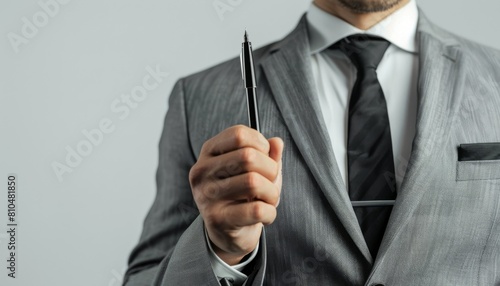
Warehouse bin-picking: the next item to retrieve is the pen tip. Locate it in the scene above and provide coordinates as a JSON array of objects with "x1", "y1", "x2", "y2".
[{"x1": 244, "y1": 29, "x2": 248, "y2": 42}]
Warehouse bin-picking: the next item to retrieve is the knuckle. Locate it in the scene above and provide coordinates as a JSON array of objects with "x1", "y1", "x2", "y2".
[
  {"x1": 189, "y1": 162, "x2": 207, "y2": 186},
  {"x1": 200, "y1": 140, "x2": 211, "y2": 154},
  {"x1": 233, "y1": 126, "x2": 247, "y2": 147},
  {"x1": 251, "y1": 203, "x2": 264, "y2": 220},
  {"x1": 240, "y1": 148, "x2": 257, "y2": 164},
  {"x1": 244, "y1": 172, "x2": 261, "y2": 190},
  {"x1": 250, "y1": 203, "x2": 268, "y2": 221},
  {"x1": 189, "y1": 164, "x2": 201, "y2": 186}
]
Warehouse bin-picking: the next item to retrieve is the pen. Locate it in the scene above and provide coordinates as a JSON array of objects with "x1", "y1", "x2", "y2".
[{"x1": 240, "y1": 30, "x2": 260, "y2": 132}]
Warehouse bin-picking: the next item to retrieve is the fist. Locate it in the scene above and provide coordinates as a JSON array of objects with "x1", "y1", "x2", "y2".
[{"x1": 189, "y1": 125, "x2": 284, "y2": 265}]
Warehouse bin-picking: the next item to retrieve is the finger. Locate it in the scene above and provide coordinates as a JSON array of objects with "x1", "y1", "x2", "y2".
[
  {"x1": 200, "y1": 125, "x2": 269, "y2": 157},
  {"x1": 218, "y1": 172, "x2": 280, "y2": 206},
  {"x1": 207, "y1": 147, "x2": 279, "y2": 182},
  {"x1": 268, "y1": 137, "x2": 284, "y2": 163},
  {"x1": 223, "y1": 201, "x2": 277, "y2": 227},
  {"x1": 274, "y1": 160, "x2": 283, "y2": 207},
  {"x1": 268, "y1": 137, "x2": 283, "y2": 207}
]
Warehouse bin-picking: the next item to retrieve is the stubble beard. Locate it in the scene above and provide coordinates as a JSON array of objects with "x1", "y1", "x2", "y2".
[{"x1": 336, "y1": 0, "x2": 404, "y2": 13}]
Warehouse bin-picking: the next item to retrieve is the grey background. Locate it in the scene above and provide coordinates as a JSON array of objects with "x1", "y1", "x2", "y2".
[{"x1": 0, "y1": 0, "x2": 498, "y2": 285}]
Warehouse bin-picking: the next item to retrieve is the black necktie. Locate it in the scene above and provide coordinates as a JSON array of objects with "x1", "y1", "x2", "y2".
[{"x1": 335, "y1": 35, "x2": 396, "y2": 258}]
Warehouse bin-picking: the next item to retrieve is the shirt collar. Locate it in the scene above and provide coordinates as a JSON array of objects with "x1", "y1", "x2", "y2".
[{"x1": 306, "y1": 0, "x2": 419, "y2": 54}]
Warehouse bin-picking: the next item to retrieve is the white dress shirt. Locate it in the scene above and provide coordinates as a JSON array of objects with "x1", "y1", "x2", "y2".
[
  {"x1": 309, "y1": 0, "x2": 419, "y2": 189},
  {"x1": 209, "y1": 1, "x2": 419, "y2": 283}
]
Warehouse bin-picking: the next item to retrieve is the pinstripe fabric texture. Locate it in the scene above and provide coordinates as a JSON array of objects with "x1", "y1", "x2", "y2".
[{"x1": 124, "y1": 10, "x2": 500, "y2": 286}]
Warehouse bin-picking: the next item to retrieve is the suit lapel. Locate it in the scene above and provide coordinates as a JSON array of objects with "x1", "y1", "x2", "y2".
[
  {"x1": 373, "y1": 12, "x2": 466, "y2": 268},
  {"x1": 260, "y1": 17, "x2": 372, "y2": 263}
]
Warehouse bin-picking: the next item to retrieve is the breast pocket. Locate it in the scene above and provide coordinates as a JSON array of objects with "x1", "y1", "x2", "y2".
[{"x1": 456, "y1": 143, "x2": 500, "y2": 181}]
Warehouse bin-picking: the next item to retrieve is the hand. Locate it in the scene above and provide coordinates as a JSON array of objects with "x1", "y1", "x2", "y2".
[{"x1": 189, "y1": 125, "x2": 283, "y2": 265}]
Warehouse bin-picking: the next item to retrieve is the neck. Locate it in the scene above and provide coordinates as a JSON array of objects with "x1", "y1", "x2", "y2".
[{"x1": 313, "y1": 0, "x2": 410, "y2": 30}]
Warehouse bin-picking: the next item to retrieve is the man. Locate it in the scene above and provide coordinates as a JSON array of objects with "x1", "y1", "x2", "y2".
[{"x1": 124, "y1": 0, "x2": 500, "y2": 285}]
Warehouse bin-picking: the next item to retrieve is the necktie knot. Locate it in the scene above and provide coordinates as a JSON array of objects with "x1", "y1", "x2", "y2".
[{"x1": 335, "y1": 34, "x2": 390, "y2": 71}]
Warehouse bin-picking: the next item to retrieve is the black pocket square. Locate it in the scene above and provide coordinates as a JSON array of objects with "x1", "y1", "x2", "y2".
[{"x1": 458, "y1": 143, "x2": 500, "y2": 161}]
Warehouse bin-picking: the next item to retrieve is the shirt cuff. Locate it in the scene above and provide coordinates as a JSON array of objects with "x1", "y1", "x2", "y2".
[{"x1": 204, "y1": 227, "x2": 259, "y2": 285}]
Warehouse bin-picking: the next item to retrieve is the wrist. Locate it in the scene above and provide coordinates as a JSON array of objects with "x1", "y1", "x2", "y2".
[
  {"x1": 205, "y1": 227, "x2": 258, "y2": 266},
  {"x1": 210, "y1": 241, "x2": 247, "y2": 265}
]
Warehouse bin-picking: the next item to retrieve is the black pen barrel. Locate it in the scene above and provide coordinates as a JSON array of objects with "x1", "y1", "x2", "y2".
[
  {"x1": 246, "y1": 87, "x2": 260, "y2": 131},
  {"x1": 242, "y1": 42, "x2": 257, "y2": 88},
  {"x1": 241, "y1": 31, "x2": 259, "y2": 131}
]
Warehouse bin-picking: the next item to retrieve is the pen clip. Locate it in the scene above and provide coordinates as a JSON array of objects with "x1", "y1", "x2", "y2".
[{"x1": 240, "y1": 47, "x2": 245, "y2": 80}]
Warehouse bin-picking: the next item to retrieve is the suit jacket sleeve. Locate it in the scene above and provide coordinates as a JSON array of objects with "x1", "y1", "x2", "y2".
[{"x1": 123, "y1": 79, "x2": 266, "y2": 286}]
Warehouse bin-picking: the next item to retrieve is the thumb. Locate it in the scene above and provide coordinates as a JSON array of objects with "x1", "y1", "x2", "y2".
[
  {"x1": 268, "y1": 137, "x2": 284, "y2": 206},
  {"x1": 268, "y1": 137, "x2": 284, "y2": 163}
]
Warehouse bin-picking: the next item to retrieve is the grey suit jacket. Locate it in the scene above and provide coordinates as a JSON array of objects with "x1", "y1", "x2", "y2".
[{"x1": 124, "y1": 11, "x2": 500, "y2": 286}]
